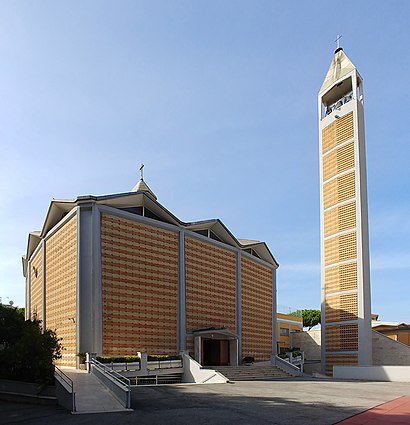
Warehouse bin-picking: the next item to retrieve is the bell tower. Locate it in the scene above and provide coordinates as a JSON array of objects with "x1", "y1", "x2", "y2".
[{"x1": 318, "y1": 43, "x2": 372, "y2": 375}]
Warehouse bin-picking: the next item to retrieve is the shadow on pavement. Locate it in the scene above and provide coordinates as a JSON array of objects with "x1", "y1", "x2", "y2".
[{"x1": 1, "y1": 379, "x2": 409, "y2": 425}]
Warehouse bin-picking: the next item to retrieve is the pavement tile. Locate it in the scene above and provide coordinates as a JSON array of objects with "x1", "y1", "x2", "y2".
[{"x1": 336, "y1": 396, "x2": 410, "y2": 425}]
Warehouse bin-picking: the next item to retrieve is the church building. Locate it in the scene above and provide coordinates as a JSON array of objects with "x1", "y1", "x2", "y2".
[{"x1": 22, "y1": 177, "x2": 278, "y2": 367}]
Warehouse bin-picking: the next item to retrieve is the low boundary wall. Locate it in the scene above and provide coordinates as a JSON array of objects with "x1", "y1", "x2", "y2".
[
  {"x1": 334, "y1": 365, "x2": 410, "y2": 382},
  {"x1": 0, "y1": 378, "x2": 56, "y2": 405},
  {"x1": 182, "y1": 354, "x2": 228, "y2": 383},
  {"x1": 54, "y1": 367, "x2": 76, "y2": 412}
]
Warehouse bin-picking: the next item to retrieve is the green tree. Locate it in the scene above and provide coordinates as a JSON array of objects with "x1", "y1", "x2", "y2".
[
  {"x1": 0, "y1": 304, "x2": 62, "y2": 384},
  {"x1": 289, "y1": 309, "x2": 321, "y2": 330}
]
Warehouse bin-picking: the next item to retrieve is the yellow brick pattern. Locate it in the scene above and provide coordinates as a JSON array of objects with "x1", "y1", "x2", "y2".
[
  {"x1": 326, "y1": 354, "x2": 358, "y2": 376},
  {"x1": 323, "y1": 171, "x2": 355, "y2": 210},
  {"x1": 324, "y1": 201, "x2": 356, "y2": 237},
  {"x1": 322, "y1": 112, "x2": 354, "y2": 154},
  {"x1": 241, "y1": 258, "x2": 273, "y2": 361},
  {"x1": 46, "y1": 216, "x2": 77, "y2": 367},
  {"x1": 186, "y1": 336, "x2": 194, "y2": 357},
  {"x1": 185, "y1": 237, "x2": 236, "y2": 335},
  {"x1": 30, "y1": 248, "x2": 43, "y2": 321},
  {"x1": 325, "y1": 293, "x2": 358, "y2": 323},
  {"x1": 324, "y1": 232, "x2": 357, "y2": 266},
  {"x1": 325, "y1": 262, "x2": 357, "y2": 294},
  {"x1": 321, "y1": 108, "x2": 358, "y2": 375},
  {"x1": 101, "y1": 214, "x2": 179, "y2": 356},
  {"x1": 323, "y1": 141, "x2": 355, "y2": 181},
  {"x1": 326, "y1": 323, "x2": 358, "y2": 351}
]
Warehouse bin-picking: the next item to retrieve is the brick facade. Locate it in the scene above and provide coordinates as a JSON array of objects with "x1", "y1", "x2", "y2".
[
  {"x1": 241, "y1": 257, "x2": 273, "y2": 361},
  {"x1": 185, "y1": 237, "x2": 237, "y2": 354},
  {"x1": 101, "y1": 214, "x2": 179, "y2": 356},
  {"x1": 45, "y1": 216, "x2": 77, "y2": 367},
  {"x1": 24, "y1": 188, "x2": 277, "y2": 368}
]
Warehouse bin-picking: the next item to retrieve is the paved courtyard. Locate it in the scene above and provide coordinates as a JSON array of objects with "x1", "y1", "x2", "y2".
[{"x1": 1, "y1": 378, "x2": 410, "y2": 425}]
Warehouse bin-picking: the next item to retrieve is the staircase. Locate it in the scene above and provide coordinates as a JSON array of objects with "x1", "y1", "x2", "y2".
[{"x1": 208, "y1": 364, "x2": 294, "y2": 381}]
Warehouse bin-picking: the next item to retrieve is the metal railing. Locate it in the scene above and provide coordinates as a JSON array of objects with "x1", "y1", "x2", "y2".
[
  {"x1": 90, "y1": 359, "x2": 131, "y2": 408},
  {"x1": 325, "y1": 92, "x2": 354, "y2": 116},
  {"x1": 285, "y1": 351, "x2": 305, "y2": 373},
  {"x1": 97, "y1": 359, "x2": 182, "y2": 372},
  {"x1": 133, "y1": 373, "x2": 183, "y2": 386},
  {"x1": 273, "y1": 355, "x2": 303, "y2": 376},
  {"x1": 54, "y1": 366, "x2": 76, "y2": 412},
  {"x1": 147, "y1": 359, "x2": 183, "y2": 370},
  {"x1": 102, "y1": 361, "x2": 141, "y2": 372}
]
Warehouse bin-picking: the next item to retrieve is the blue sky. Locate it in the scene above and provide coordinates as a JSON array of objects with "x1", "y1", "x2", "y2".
[{"x1": 0, "y1": 1, "x2": 409, "y2": 322}]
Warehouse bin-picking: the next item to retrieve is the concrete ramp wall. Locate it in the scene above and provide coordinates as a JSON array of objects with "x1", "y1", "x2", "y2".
[
  {"x1": 291, "y1": 329, "x2": 410, "y2": 375},
  {"x1": 182, "y1": 354, "x2": 228, "y2": 384},
  {"x1": 372, "y1": 330, "x2": 410, "y2": 366},
  {"x1": 334, "y1": 366, "x2": 410, "y2": 382},
  {"x1": 290, "y1": 330, "x2": 321, "y2": 374}
]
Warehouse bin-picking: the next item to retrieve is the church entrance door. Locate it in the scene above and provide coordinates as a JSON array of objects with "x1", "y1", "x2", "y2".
[{"x1": 202, "y1": 339, "x2": 230, "y2": 366}]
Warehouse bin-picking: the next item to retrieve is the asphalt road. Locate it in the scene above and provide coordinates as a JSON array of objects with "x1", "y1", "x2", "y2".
[{"x1": 1, "y1": 378, "x2": 409, "y2": 425}]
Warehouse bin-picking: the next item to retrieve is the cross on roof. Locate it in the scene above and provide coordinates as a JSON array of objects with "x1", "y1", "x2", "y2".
[
  {"x1": 139, "y1": 163, "x2": 144, "y2": 180},
  {"x1": 335, "y1": 34, "x2": 342, "y2": 50}
]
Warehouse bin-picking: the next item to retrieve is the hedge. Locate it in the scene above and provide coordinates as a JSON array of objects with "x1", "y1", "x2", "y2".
[
  {"x1": 96, "y1": 354, "x2": 182, "y2": 363},
  {"x1": 96, "y1": 355, "x2": 140, "y2": 363},
  {"x1": 147, "y1": 354, "x2": 182, "y2": 361}
]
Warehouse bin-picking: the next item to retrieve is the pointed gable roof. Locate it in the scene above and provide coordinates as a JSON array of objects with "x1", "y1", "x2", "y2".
[
  {"x1": 23, "y1": 177, "x2": 279, "y2": 275},
  {"x1": 131, "y1": 178, "x2": 157, "y2": 200},
  {"x1": 320, "y1": 48, "x2": 356, "y2": 94}
]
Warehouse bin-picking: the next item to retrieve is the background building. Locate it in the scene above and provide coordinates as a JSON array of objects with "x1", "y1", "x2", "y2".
[
  {"x1": 23, "y1": 179, "x2": 278, "y2": 367},
  {"x1": 372, "y1": 320, "x2": 410, "y2": 347},
  {"x1": 276, "y1": 313, "x2": 303, "y2": 354},
  {"x1": 318, "y1": 45, "x2": 372, "y2": 375}
]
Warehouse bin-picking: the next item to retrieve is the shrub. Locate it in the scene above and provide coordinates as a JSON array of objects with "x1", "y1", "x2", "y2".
[
  {"x1": 96, "y1": 355, "x2": 140, "y2": 364},
  {"x1": 77, "y1": 352, "x2": 86, "y2": 364},
  {"x1": 0, "y1": 305, "x2": 62, "y2": 385},
  {"x1": 95, "y1": 354, "x2": 181, "y2": 363},
  {"x1": 147, "y1": 354, "x2": 181, "y2": 361}
]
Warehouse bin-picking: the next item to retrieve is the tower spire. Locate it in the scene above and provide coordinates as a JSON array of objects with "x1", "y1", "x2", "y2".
[{"x1": 131, "y1": 164, "x2": 157, "y2": 199}]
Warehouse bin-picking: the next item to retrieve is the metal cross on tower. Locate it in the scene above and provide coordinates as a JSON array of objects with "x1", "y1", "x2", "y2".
[
  {"x1": 335, "y1": 34, "x2": 342, "y2": 50},
  {"x1": 140, "y1": 163, "x2": 144, "y2": 180}
]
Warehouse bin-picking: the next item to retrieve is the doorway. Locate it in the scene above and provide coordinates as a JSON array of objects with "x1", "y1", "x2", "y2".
[{"x1": 202, "y1": 339, "x2": 230, "y2": 366}]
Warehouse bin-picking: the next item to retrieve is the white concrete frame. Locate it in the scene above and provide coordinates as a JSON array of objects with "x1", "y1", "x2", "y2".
[{"x1": 318, "y1": 51, "x2": 372, "y2": 373}]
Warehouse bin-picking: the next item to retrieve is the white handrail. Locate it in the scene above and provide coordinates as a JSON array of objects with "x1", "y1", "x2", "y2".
[
  {"x1": 91, "y1": 359, "x2": 131, "y2": 389},
  {"x1": 90, "y1": 359, "x2": 131, "y2": 408}
]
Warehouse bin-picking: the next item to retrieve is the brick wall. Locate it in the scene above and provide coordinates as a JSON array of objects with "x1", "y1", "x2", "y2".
[
  {"x1": 185, "y1": 237, "x2": 236, "y2": 354},
  {"x1": 45, "y1": 216, "x2": 77, "y2": 367},
  {"x1": 321, "y1": 111, "x2": 360, "y2": 375},
  {"x1": 241, "y1": 257, "x2": 273, "y2": 361},
  {"x1": 101, "y1": 214, "x2": 179, "y2": 356},
  {"x1": 325, "y1": 354, "x2": 358, "y2": 375}
]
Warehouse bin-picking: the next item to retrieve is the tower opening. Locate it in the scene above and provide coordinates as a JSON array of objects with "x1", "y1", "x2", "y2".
[{"x1": 322, "y1": 77, "x2": 353, "y2": 118}]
